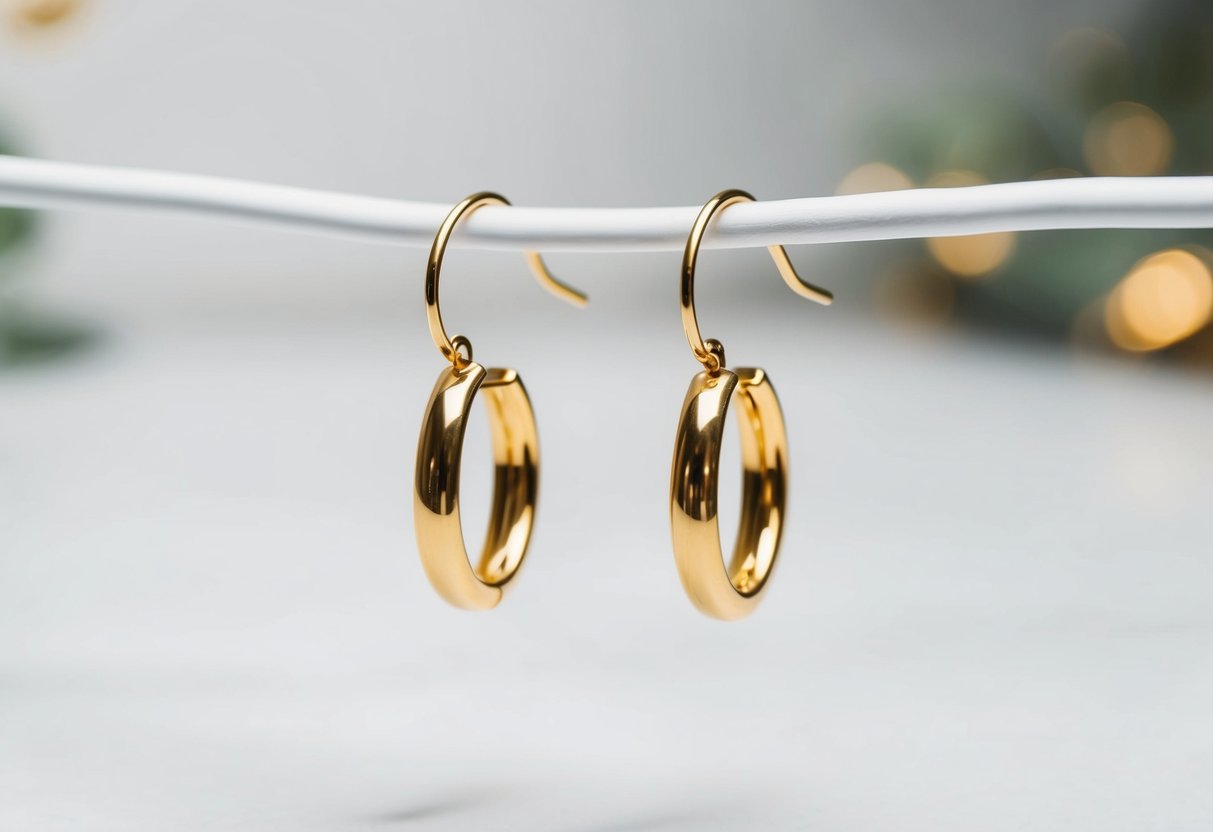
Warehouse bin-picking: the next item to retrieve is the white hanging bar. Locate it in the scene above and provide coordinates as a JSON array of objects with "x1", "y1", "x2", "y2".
[{"x1": 2, "y1": 155, "x2": 1213, "y2": 252}]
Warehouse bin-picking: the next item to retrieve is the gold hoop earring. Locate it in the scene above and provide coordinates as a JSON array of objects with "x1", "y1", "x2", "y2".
[
  {"x1": 669, "y1": 189, "x2": 832, "y2": 620},
  {"x1": 414, "y1": 192, "x2": 586, "y2": 610}
]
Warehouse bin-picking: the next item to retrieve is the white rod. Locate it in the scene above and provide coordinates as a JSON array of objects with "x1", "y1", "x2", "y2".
[{"x1": 2, "y1": 155, "x2": 1213, "y2": 252}]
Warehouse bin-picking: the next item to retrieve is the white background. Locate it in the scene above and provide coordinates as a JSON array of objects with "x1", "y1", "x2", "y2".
[{"x1": 3, "y1": 2, "x2": 1211, "y2": 830}]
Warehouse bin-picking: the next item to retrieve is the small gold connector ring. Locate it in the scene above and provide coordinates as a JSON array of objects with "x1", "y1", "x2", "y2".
[{"x1": 679, "y1": 188, "x2": 833, "y2": 372}]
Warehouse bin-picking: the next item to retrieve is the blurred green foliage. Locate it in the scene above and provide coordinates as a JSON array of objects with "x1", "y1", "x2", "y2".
[
  {"x1": 0, "y1": 126, "x2": 95, "y2": 367},
  {"x1": 844, "y1": 0, "x2": 1213, "y2": 355},
  {"x1": 0, "y1": 134, "x2": 35, "y2": 262}
]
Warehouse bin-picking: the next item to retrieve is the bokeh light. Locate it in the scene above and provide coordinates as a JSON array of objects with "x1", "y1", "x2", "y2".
[
  {"x1": 1083, "y1": 101, "x2": 1173, "y2": 176},
  {"x1": 835, "y1": 162, "x2": 913, "y2": 195},
  {"x1": 1046, "y1": 27, "x2": 1133, "y2": 110},
  {"x1": 872, "y1": 262, "x2": 956, "y2": 327},
  {"x1": 7, "y1": 0, "x2": 80, "y2": 28},
  {"x1": 924, "y1": 170, "x2": 1017, "y2": 278},
  {"x1": 1105, "y1": 248, "x2": 1213, "y2": 351},
  {"x1": 1030, "y1": 168, "x2": 1083, "y2": 180}
]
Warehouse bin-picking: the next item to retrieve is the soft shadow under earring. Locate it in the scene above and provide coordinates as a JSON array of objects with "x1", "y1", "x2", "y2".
[
  {"x1": 414, "y1": 192, "x2": 587, "y2": 610},
  {"x1": 669, "y1": 189, "x2": 832, "y2": 620}
]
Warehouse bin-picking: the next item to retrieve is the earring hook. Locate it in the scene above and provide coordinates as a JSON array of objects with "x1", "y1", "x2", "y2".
[
  {"x1": 427, "y1": 191, "x2": 588, "y2": 368},
  {"x1": 681, "y1": 188, "x2": 833, "y2": 373}
]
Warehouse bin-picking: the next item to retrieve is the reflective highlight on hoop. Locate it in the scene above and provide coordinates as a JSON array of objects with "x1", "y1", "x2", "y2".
[
  {"x1": 414, "y1": 362, "x2": 540, "y2": 610},
  {"x1": 669, "y1": 367, "x2": 788, "y2": 620}
]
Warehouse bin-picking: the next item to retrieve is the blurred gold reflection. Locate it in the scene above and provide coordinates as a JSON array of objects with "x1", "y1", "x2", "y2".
[
  {"x1": 8, "y1": 0, "x2": 80, "y2": 28},
  {"x1": 835, "y1": 162, "x2": 913, "y2": 195},
  {"x1": 873, "y1": 264, "x2": 955, "y2": 327},
  {"x1": 1046, "y1": 27, "x2": 1132, "y2": 101},
  {"x1": 1083, "y1": 102, "x2": 1173, "y2": 176},
  {"x1": 1105, "y1": 248, "x2": 1213, "y2": 351},
  {"x1": 1030, "y1": 168, "x2": 1083, "y2": 180},
  {"x1": 924, "y1": 171, "x2": 1016, "y2": 278}
]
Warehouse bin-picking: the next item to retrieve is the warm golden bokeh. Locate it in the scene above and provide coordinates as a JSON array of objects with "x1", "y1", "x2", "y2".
[
  {"x1": 8, "y1": 0, "x2": 80, "y2": 28},
  {"x1": 1047, "y1": 26, "x2": 1132, "y2": 93},
  {"x1": 873, "y1": 264, "x2": 956, "y2": 327},
  {"x1": 925, "y1": 170, "x2": 984, "y2": 190},
  {"x1": 927, "y1": 233, "x2": 1017, "y2": 277},
  {"x1": 1030, "y1": 168, "x2": 1083, "y2": 180},
  {"x1": 835, "y1": 162, "x2": 913, "y2": 195},
  {"x1": 924, "y1": 170, "x2": 1017, "y2": 278},
  {"x1": 1083, "y1": 102, "x2": 1173, "y2": 176},
  {"x1": 1105, "y1": 248, "x2": 1213, "y2": 351}
]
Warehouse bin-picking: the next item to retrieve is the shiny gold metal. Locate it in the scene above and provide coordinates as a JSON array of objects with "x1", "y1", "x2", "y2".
[
  {"x1": 669, "y1": 189, "x2": 829, "y2": 620},
  {"x1": 415, "y1": 192, "x2": 582, "y2": 610},
  {"x1": 670, "y1": 367, "x2": 788, "y2": 620},
  {"x1": 680, "y1": 188, "x2": 832, "y2": 372},
  {"x1": 426, "y1": 192, "x2": 586, "y2": 369},
  {"x1": 525, "y1": 251, "x2": 589, "y2": 309},
  {"x1": 415, "y1": 363, "x2": 539, "y2": 609}
]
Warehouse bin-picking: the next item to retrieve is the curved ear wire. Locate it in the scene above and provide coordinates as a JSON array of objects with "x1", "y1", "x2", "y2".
[
  {"x1": 525, "y1": 251, "x2": 588, "y2": 307},
  {"x1": 681, "y1": 189, "x2": 832, "y2": 372},
  {"x1": 766, "y1": 244, "x2": 833, "y2": 305},
  {"x1": 427, "y1": 192, "x2": 588, "y2": 367}
]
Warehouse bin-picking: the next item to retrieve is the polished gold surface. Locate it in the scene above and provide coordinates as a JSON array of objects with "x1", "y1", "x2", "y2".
[
  {"x1": 524, "y1": 251, "x2": 589, "y2": 308},
  {"x1": 669, "y1": 189, "x2": 829, "y2": 619},
  {"x1": 680, "y1": 188, "x2": 832, "y2": 372},
  {"x1": 670, "y1": 367, "x2": 788, "y2": 620},
  {"x1": 414, "y1": 192, "x2": 583, "y2": 610},
  {"x1": 426, "y1": 191, "x2": 585, "y2": 368},
  {"x1": 414, "y1": 362, "x2": 539, "y2": 610}
]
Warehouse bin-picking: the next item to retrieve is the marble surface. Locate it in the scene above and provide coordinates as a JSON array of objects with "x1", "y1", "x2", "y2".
[{"x1": 2, "y1": 307, "x2": 1211, "y2": 830}]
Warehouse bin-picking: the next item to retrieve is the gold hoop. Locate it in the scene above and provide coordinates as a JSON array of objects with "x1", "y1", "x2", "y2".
[
  {"x1": 415, "y1": 193, "x2": 584, "y2": 610},
  {"x1": 414, "y1": 362, "x2": 538, "y2": 610},
  {"x1": 670, "y1": 189, "x2": 830, "y2": 620},
  {"x1": 670, "y1": 367, "x2": 788, "y2": 620}
]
